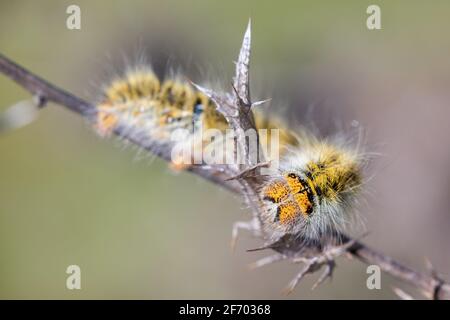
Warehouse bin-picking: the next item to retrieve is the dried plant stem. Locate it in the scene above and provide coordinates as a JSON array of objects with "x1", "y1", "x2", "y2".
[
  {"x1": 0, "y1": 54, "x2": 236, "y2": 191},
  {"x1": 1, "y1": 52, "x2": 449, "y2": 299}
]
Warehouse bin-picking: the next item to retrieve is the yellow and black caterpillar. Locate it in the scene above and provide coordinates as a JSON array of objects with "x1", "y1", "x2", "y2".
[
  {"x1": 96, "y1": 68, "x2": 365, "y2": 243},
  {"x1": 97, "y1": 68, "x2": 297, "y2": 141}
]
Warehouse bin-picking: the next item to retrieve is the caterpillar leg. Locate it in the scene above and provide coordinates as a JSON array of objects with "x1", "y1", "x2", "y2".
[{"x1": 230, "y1": 219, "x2": 259, "y2": 252}]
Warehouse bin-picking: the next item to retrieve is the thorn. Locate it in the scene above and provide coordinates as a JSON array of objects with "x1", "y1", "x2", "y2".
[
  {"x1": 224, "y1": 161, "x2": 271, "y2": 181},
  {"x1": 248, "y1": 254, "x2": 285, "y2": 270},
  {"x1": 230, "y1": 227, "x2": 239, "y2": 253},
  {"x1": 424, "y1": 257, "x2": 438, "y2": 279},
  {"x1": 190, "y1": 81, "x2": 215, "y2": 98},
  {"x1": 191, "y1": 81, "x2": 234, "y2": 116},
  {"x1": 246, "y1": 245, "x2": 273, "y2": 252},
  {"x1": 423, "y1": 257, "x2": 445, "y2": 300},
  {"x1": 393, "y1": 287, "x2": 414, "y2": 300},
  {"x1": 282, "y1": 264, "x2": 310, "y2": 295},
  {"x1": 230, "y1": 238, "x2": 237, "y2": 254},
  {"x1": 233, "y1": 19, "x2": 252, "y2": 106},
  {"x1": 252, "y1": 98, "x2": 271, "y2": 108},
  {"x1": 246, "y1": 238, "x2": 280, "y2": 252},
  {"x1": 311, "y1": 260, "x2": 335, "y2": 290}
]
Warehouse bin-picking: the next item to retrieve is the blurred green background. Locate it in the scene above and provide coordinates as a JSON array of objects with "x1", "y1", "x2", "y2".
[{"x1": 1, "y1": 0, "x2": 450, "y2": 299}]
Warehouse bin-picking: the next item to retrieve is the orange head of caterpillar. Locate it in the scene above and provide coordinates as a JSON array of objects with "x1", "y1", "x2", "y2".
[
  {"x1": 260, "y1": 141, "x2": 363, "y2": 242},
  {"x1": 263, "y1": 172, "x2": 315, "y2": 225}
]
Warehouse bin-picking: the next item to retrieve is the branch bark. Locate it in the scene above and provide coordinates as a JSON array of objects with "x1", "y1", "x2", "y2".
[{"x1": 1, "y1": 52, "x2": 448, "y2": 299}]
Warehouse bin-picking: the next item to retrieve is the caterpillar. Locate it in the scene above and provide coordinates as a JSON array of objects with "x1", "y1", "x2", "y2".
[
  {"x1": 95, "y1": 65, "x2": 365, "y2": 245},
  {"x1": 96, "y1": 67, "x2": 298, "y2": 166},
  {"x1": 258, "y1": 132, "x2": 364, "y2": 243}
]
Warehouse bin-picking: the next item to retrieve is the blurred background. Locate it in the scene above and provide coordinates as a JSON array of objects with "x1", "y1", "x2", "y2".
[{"x1": 1, "y1": 0, "x2": 450, "y2": 299}]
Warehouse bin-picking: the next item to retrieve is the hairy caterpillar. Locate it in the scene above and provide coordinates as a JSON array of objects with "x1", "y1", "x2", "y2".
[
  {"x1": 96, "y1": 68, "x2": 297, "y2": 166},
  {"x1": 95, "y1": 62, "x2": 364, "y2": 245},
  {"x1": 258, "y1": 133, "x2": 364, "y2": 243}
]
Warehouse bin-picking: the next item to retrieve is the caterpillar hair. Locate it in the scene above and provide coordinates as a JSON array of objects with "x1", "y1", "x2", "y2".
[{"x1": 95, "y1": 61, "x2": 366, "y2": 246}]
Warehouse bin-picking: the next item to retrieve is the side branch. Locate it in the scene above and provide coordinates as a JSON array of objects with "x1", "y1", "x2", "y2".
[
  {"x1": 0, "y1": 53, "x2": 448, "y2": 299},
  {"x1": 0, "y1": 54, "x2": 93, "y2": 117}
]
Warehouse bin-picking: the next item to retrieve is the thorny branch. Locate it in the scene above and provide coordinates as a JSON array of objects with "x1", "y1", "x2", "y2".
[{"x1": 1, "y1": 23, "x2": 449, "y2": 299}]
